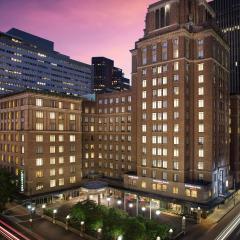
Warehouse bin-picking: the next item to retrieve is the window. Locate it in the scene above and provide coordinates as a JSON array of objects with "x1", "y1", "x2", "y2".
[
  {"x1": 198, "y1": 100, "x2": 204, "y2": 108},
  {"x1": 59, "y1": 135, "x2": 64, "y2": 142},
  {"x1": 199, "y1": 149, "x2": 204, "y2": 158},
  {"x1": 70, "y1": 176, "x2": 76, "y2": 183},
  {"x1": 198, "y1": 63, "x2": 204, "y2": 71},
  {"x1": 173, "y1": 187, "x2": 179, "y2": 194},
  {"x1": 36, "y1": 123, "x2": 43, "y2": 130},
  {"x1": 199, "y1": 112, "x2": 204, "y2": 120},
  {"x1": 36, "y1": 111, "x2": 43, "y2": 118},
  {"x1": 198, "y1": 75, "x2": 204, "y2": 83},
  {"x1": 152, "y1": 45, "x2": 157, "y2": 62},
  {"x1": 141, "y1": 181, "x2": 147, "y2": 189},
  {"x1": 59, "y1": 168, "x2": 64, "y2": 175},
  {"x1": 174, "y1": 99, "x2": 179, "y2": 108},
  {"x1": 197, "y1": 39, "x2": 204, "y2": 59},
  {"x1": 59, "y1": 146, "x2": 64, "y2": 153},
  {"x1": 36, "y1": 158, "x2": 43, "y2": 166},
  {"x1": 174, "y1": 62, "x2": 179, "y2": 71},
  {"x1": 70, "y1": 156, "x2": 76, "y2": 163},
  {"x1": 50, "y1": 180, "x2": 56, "y2": 188},
  {"x1": 70, "y1": 114, "x2": 76, "y2": 121},
  {"x1": 173, "y1": 38, "x2": 179, "y2": 58},
  {"x1": 50, "y1": 169, "x2": 55, "y2": 176},
  {"x1": 58, "y1": 124, "x2": 64, "y2": 130},
  {"x1": 198, "y1": 87, "x2": 204, "y2": 95},
  {"x1": 70, "y1": 135, "x2": 76, "y2": 142},
  {"x1": 59, "y1": 157, "x2": 64, "y2": 164},
  {"x1": 162, "y1": 172, "x2": 167, "y2": 180},
  {"x1": 198, "y1": 162, "x2": 204, "y2": 170},
  {"x1": 173, "y1": 161, "x2": 179, "y2": 170},
  {"x1": 36, "y1": 170, "x2": 43, "y2": 178},
  {"x1": 59, "y1": 178, "x2": 64, "y2": 186},
  {"x1": 50, "y1": 135, "x2": 56, "y2": 142},
  {"x1": 142, "y1": 91, "x2": 147, "y2": 99},
  {"x1": 142, "y1": 47, "x2": 147, "y2": 65},
  {"x1": 36, "y1": 135, "x2": 43, "y2": 142},
  {"x1": 142, "y1": 80, "x2": 147, "y2": 87},
  {"x1": 50, "y1": 112, "x2": 56, "y2": 119},
  {"x1": 50, "y1": 157, "x2": 55, "y2": 165},
  {"x1": 162, "y1": 41, "x2": 168, "y2": 61},
  {"x1": 50, "y1": 146, "x2": 56, "y2": 153},
  {"x1": 36, "y1": 98, "x2": 43, "y2": 107},
  {"x1": 199, "y1": 124, "x2": 204, "y2": 133}
]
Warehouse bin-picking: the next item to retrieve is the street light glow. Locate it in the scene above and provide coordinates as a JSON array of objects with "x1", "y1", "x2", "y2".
[
  {"x1": 117, "y1": 235, "x2": 123, "y2": 240},
  {"x1": 53, "y1": 209, "x2": 57, "y2": 214},
  {"x1": 66, "y1": 215, "x2": 70, "y2": 219},
  {"x1": 156, "y1": 210, "x2": 161, "y2": 215},
  {"x1": 129, "y1": 203, "x2": 133, "y2": 208},
  {"x1": 117, "y1": 199, "x2": 122, "y2": 205},
  {"x1": 97, "y1": 228, "x2": 102, "y2": 233},
  {"x1": 141, "y1": 207, "x2": 146, "y2": 212},
  {"x1": 42, "y1": 204, "x2": 46, "y2": 209},
  {"x1": 81, "y1": 221, "x2": 85, "y2": 225},
  {"x1": 107, "y1": 197, "x2": 111, "y2": 202}
]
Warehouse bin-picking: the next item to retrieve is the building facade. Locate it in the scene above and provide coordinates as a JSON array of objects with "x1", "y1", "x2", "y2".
[
  {"x1": 230, "y1": 95, "x2": 240, "y2": 187},
  {"x1": 92, "y1": 57, "x2": 130, "y2": 93},
  {"x1": 209, "y1": 0, "x2": 240, "y2": 94},
  {"x1": 0, "y1": 28, "x2": 93, "y2": 96},
  {"x1": 124, "y1": 0, "x2": 230, "y2": 205},
  {"x1": 0, "y1": 90, "x2": 83, "y2": 196},
  {"x1": 82, "y1": 91, "x2": 137, "y2": 179}
]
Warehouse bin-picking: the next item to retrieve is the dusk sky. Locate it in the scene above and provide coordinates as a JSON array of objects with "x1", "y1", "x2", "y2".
[{"x1": 0, "y1": 0, "x2": 157, "y2": 78}]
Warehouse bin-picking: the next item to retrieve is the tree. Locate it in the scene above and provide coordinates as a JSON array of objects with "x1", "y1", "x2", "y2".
[
  {"x1": 123, "y1": 217, "x2": 146, "y2": 240},
  {"x1": 0, "y1": 169, "x2": 16, "y2": 211}
]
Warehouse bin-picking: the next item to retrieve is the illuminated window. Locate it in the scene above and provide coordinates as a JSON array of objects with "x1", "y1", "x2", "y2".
[
  {"x1": 36, "y1": 98, "x2": 43, "y2": 107},
  {"x1": 50, "y1": 180, "x2": 56, "y2": 188}
]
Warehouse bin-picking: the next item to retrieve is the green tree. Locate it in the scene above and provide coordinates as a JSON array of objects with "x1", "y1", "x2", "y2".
[
  {"x1": 0, "y1": 169, "x2": 16, "y2": 211},
  {"x1": 123, "y1": 217, "x2": 146, "y2": 240}
]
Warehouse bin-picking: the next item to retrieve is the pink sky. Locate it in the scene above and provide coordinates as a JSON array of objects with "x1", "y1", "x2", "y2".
[
  {"x1": 0, "y1": 0, "x2": 155, "y2": 78},
  {"x1": 0, "y1": 0, "x2": 212, "y2": 78}
]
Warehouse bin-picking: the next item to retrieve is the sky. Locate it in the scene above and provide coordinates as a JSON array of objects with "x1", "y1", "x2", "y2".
[{"x1": 0, "y1": 0, "x2": 155, "y2": 78}]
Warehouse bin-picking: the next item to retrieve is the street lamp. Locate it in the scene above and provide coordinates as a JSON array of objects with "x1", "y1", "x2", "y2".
[
  {"x1": 156, "y1": 236, "x2": 161, "y2": 240},
  {"x1": 156, "y1": 210, "x2": 161, "y2": 216},
  {"x1": 41, "y1": 204, "x2": 46, "y2": 217},
  {"x1": 117, "y1": 235, "x2": 123, "y2": 240},
  {"x1": 65, "y1": 215, "x2": 70, "y2": 230},
  {"x1": 97, "y1": 228, "x2": 102, "y2": 239},
  {"x1": 197, "y1": 207, "x2": 202, "y2": 224},
  {"x1": 117, "y1": 199, "x2": 122, "y2": 205},
  {"x1": 53, "y1": 209, "x2": 57, "y2": 223},
  {"x1": 182, "y1": 216, "x2": 186, "y2": 234},
  {"x1": 106, "y1": 197, "x2": 111, "y2": 207},
  {"x1": 169, "y1": 228, "x2": 173, "y2": 240},
  {"x1": 129, "y1": 203, "x2": 133, "y2": 208},
  {"x1": 80, "y1": 221, "x2": 85, "y2": 232},
  {"x1": 141, "y1": 206, "x2": 146, "y2": 212}
]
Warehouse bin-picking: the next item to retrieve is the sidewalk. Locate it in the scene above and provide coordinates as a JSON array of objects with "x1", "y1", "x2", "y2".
[{"x1": 204, "y1": 191, "x2": 240, "y2": 224}]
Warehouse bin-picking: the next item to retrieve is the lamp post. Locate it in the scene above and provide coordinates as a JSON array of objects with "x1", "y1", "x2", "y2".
[
  {"x1": 53, "y1": 209, "x2": 57, "y2": 224},
  {"x1": 156, "y1": 236, "x2": 161, "y2": 240},
  {"x1": 80, "y1": 221, "x2": 85, "y2": 232},
  {"x1": 41, "y1": 204, "x2": 46, "y2": 218},
  {"x1": 182, "y1": 216, "x2": 186, "y2": 234},
  {"x1": 97, "y1": 228, "x2": 102, "y2": 239},
  {"x1": 106, "y1": 197, "x2": 111, "y2": 207},
  {"x1": 117, "y1": 235, "x2": 123, "y2": 240},
  {"x1": 65, "y1": 215, "x2": 70, "y2": 230},
  {"x1": 141, "y1": 206, "x2": 146, "y2": 218},
  {"x1": 169, "y1": 228, "x2": 173, "y2": 240},
  {"x1": 27, "y1": 205, "x2": 34, "y2": 229},
  {"x1": 197, "y1": 207, "x2": 202, "y2": 224},
  {"x1": 156, "y1": 209, "x2": 161, "y2": 220},
  {"x1": 117, "y1": 199, "x2": 122, "y2": 208}
]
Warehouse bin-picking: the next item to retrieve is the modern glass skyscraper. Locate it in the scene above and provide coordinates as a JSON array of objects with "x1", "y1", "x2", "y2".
[
  {"x1": 209, "y1": 0, "x2": 240, "y2": 94},
  {"x1": 0, "y1": 28, "x2": 93, "y2": 96}
]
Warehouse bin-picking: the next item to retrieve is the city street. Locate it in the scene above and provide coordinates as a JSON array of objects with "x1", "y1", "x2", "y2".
[{"x1": 2, "y1": 202, "x2": 85, "y2": 240}]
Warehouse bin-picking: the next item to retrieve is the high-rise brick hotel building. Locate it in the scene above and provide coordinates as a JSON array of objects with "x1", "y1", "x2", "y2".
[{"x1": 0, "y1": 0, "x2": 236, "y2": 215}]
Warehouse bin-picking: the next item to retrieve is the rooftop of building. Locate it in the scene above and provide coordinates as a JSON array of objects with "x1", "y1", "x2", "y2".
[
  {"x1": 0, "y1": 28, "x2": 91, "y2": 69},
  {"x1": 0, "y1": 89, "x2": 83, "y2": 101}
]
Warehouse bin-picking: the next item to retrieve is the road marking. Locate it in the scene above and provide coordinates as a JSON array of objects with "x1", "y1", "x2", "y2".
[{"x1": 215, "y1": 212, "x2": 240, "y2": 240}]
